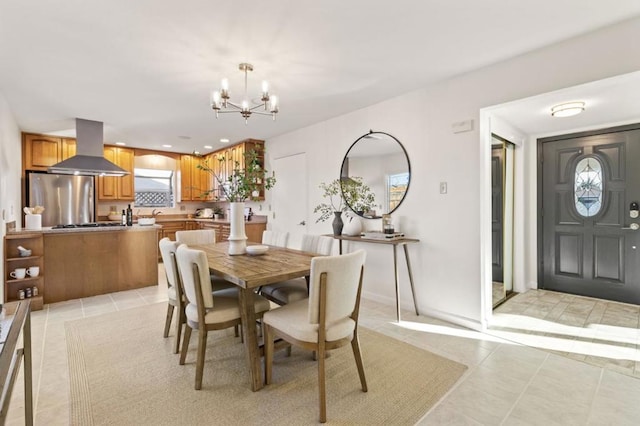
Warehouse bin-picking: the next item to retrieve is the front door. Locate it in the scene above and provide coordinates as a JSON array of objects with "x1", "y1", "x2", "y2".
[{"x1": 540, "y1": 126, "x2": 640, "y2": 304}]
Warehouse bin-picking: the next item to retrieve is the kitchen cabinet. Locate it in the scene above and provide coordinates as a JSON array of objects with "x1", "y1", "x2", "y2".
[
  {"x1": 98, "y1": 146, "x2": 135, "y2": 201},
  {"x1": 23, "y1": 133, "x2": 76, "y2": 171},
  {"x1": 159, "y1": 221, "x2": 187, "y2": 241},
  {"x1": 198, "y1": 220, "x2": 266, "y2": 243},
  {"x1": 44, "y1": 228, "x2": 158, "y2": 303},
  {"x1": 214, "y1": 139, "x2": 267, "y2": 201},
  {"x1": 3, "y1": 233, "x2": 44, "y2": 310},
  {"x1": 179, "y1": 154, "x2": 214, "y2": 201}
]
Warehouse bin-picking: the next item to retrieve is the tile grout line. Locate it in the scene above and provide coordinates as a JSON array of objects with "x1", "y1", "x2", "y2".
[
  {"x1": 418, "y1": 337, "x2": 503, "y2": 424},
  {"x1": 584, "y1": 367, "x2": 605, "y2": 425},
  {"x1": 499, "y1": 350, "x2": 551, "y2": 426},
  {"x1": 31, "y1": 304, "x2": 50, "y2": 423}
]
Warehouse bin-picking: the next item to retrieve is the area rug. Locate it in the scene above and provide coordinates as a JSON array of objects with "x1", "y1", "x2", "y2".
[{"x1": 66, "y1": 303, "x2": 467, "y2": 425}]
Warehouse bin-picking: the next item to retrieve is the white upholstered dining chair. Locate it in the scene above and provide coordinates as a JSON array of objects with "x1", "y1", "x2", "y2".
[
  {"x1": 263, "y1": 249, "x2": 367, "y2": 423},
  {"x1": 259, "y1": 234, "x2": 334, "y2": 305},
  {"x1": 159, "y1": 237, "x2": 185, "y2": 354},
  {"x1": 176, "y1": 245, "x2": 271, "y2": 390},
  {"x1": 175, "y1": 229, "x2": 216, "y2": 245},
  {"x1": 261, "y1": 230, "x2": 289, "y2": 248},
  {"x1": 175, "y1": 229, "x2": 236, "y2": 293}
]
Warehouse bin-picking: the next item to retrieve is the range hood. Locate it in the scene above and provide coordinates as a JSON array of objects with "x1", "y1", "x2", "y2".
[{"x1": 47, "y1": 118, "x2": 129, "y2": 176}]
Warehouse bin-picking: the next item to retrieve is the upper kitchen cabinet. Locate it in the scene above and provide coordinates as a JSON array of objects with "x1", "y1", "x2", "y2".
[
  {"x1": 23, "y1": 133, "x2": 77, "y2": 171},
  {"x1": 213, "y1": 139, "x2": 266, "y2": 201},
  {"x1": 98, "y1": 146, "x2": 135, "y2": 201},
  {"x1": 179, "y1": 153, "x2": 214, "y2": 201}
]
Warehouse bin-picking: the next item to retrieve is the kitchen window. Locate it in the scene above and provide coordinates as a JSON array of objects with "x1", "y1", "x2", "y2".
[{"x1": 134, "y1": 168, "x2": 174, "y2": 207}]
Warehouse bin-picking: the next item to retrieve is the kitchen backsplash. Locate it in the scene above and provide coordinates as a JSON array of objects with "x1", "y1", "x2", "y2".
[{"x1": 97, "y1": 200, "x2": 268, "y2": 218}]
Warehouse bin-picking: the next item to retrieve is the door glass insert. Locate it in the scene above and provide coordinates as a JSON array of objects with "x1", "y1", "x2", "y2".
[{"x1": 574, "y1": 157, "x2": 603, "y2": 217}]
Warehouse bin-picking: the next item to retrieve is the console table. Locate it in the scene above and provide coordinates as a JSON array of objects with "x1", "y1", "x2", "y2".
[
  {"x1": 331, "y1": 235, "x2": 420, "y2": 322},
  {"x1": 0, "y1": 300, "x2": 33, "y2": 425}
]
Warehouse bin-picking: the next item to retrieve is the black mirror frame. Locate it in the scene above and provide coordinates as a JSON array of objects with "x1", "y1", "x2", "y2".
[{"x1": 340, "y1": 130, "x2": 412, "y2": 219}]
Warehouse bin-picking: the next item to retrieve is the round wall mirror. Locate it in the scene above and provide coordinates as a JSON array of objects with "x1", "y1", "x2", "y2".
[{"x1": 340, "y1": 131, "x2": 411, "y2": 218}]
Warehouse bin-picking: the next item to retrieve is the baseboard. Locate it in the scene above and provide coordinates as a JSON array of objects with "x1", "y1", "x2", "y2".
[{"x1": 362, "y1": 290, "x2": 483, "y2": 332}]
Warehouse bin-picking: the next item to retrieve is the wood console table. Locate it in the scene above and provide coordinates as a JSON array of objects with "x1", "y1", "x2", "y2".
[
  {"x1": 331, "y1": 235, "x2": 419, "y2": 322},
  {"x1": 0, "y1": 300, "x2": 33, "y2": 425}
]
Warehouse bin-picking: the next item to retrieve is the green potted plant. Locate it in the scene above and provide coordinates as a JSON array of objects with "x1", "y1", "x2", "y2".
[
  {"x1": 314, "y1": 177, "x2": 376, "y2": 236},
  {"x1": 212, "y1": 205, "x2": 224, "y2": 220}
]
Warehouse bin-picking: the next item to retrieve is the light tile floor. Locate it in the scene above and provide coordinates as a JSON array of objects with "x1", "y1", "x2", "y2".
[
  {"x1": 5, "y1": 270, "x2": 640, "y2": 425},
  {"x1": 489, "y1": 289, "x2": 640, "y2": 378}
]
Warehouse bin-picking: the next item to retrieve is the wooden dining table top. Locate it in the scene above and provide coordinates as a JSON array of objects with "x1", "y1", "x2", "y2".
[{"x1": 192, "y1": 242, "x2": 316, "y2": 289}]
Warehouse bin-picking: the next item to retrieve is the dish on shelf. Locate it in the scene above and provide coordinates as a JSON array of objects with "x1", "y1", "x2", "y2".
[
  {"x1": 246, "y1": 245, "x2": 269, "y2": 256},
  {"x1": 18, "y1": 249, "x2": 32, "y2": 257}
]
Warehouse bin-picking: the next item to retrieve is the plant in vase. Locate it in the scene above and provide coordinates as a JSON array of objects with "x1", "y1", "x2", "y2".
[
  {"x1": 198, "y1": 148, "x2": 276, "y2": 254},
  {"x1": 314, "y1": 177, "x2": 376, "y2": 236},
  {"x1": 341, "y1": 177, "x2": 376, "y2": 236}
]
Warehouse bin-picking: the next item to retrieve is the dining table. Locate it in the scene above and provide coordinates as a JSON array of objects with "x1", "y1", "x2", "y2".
[{"x1": 192, "y1": 241, "x2": 316, "y2": 391}]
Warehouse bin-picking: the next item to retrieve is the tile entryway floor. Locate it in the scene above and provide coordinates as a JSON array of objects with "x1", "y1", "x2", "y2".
[
  {"x1": 5, "y1": 270, "x2": 640, "y2": 425},
  {"x1": 490, "y1": 289, "x2": 640, "y2": 378}
]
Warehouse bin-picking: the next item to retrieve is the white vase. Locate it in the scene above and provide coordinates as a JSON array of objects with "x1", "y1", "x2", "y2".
[
  {"x1": 228, "y1": 202, "x2": 247, "y2": 255},
  {"x1": 342, "y1": 215, "x2": 362, "y2": 236}
]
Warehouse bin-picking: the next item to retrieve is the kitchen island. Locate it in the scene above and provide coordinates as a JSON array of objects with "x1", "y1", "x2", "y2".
[{"x1": 5, "y1": 225, "x2": 159, "y2": 306}]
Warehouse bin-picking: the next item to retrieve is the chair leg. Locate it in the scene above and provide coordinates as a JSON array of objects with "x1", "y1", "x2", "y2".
[
  {"x1": 318, "y1": 345, "x2": 327, "y2": 423},
  {"x1": 264, "y1": 324, "x2": 274, "y2": 385},
  {"x1": 179, "y1": 325, "x2": 192, "y2": 365},
  {"x1": 351, "y1": 333, "x2": 368, "y2": 392},
  {"x1": 173, "y1": 306, "x2": 184, "y2": 354},
  {"x1": 234, "y1": 324, "x2": 239, "y2": 338},
  {"x1": 163, "y1": 303, "x2": 174, "y2": 338},
  {"x1": 195, "y1": 329, "x2": 208, "y2": 390}
]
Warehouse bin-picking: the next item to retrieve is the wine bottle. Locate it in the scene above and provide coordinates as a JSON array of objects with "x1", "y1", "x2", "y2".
[
  {"x1": 126, "y1": 204, "x2": 133, "y2": 226},
  {"x1": 121, "y1": 209, "x2": 127, "y2": 226}
]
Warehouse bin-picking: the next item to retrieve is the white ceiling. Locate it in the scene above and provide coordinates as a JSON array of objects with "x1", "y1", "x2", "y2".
[{"x1": 2, "y1": 0, "x2": 640, "y2": 153}]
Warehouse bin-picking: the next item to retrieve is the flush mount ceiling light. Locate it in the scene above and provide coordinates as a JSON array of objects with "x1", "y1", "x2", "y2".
[
  {"x1": 551, "y1": 101, "x2": 585, "y2": 117},
  {"x1": 210, "y1": 63, "x2": 279, "y2": 123}
]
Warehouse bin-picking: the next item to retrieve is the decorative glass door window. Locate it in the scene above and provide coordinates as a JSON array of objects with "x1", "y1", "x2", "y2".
[{"x1": 574, "y1": 157, "x2": 603, "y2": 217}]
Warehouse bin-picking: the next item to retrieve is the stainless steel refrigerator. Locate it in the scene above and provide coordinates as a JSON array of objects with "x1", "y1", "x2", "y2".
[{"x1": 27, "y1": 172, "x2": 95, "y2": 226}]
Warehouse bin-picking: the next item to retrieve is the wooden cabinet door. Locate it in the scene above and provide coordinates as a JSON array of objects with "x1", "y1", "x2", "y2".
[
  {"x1": 24, "y1": 134, "x2": 61, "y2": 170},
  {"x1": 212, "y1": 151, "x2": 226, "y2": 200},
  {"x1": 199, "y1": 154, "x2": 214, "y2": 201},
  {"x1": 61, "y1": 138, "x2": 76, "y2": 160},
  {"x1": 97, "y1": 147, "x2": 134, "y2": 200},
  {"x1": 180, "y1": 155, "x2": 193, "y2": 201},
  {"x1": 117, "y1": 148, "x2": 135, "y2": 200},
  {"x1": 98, "y1": 147, "x2": 118, "y2": 200}
]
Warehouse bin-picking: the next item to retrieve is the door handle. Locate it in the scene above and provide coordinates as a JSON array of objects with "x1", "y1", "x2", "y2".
[
  {"x1": 298, "y1": 220, "x2": 306, "y2": 226},
  {"x1": 622, "y1": 223, "x2": 640, "y2": 230}
]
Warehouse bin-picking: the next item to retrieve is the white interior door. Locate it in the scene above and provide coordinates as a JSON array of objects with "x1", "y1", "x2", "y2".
[{"x1": 271, "y1": 153, "x2": 307, "y2": 249}]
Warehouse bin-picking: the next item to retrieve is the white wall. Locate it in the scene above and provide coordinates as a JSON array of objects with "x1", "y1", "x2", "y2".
[
  {"x1": 0, "y1": 91, "x2": 23, "y2": 302},
  {"x1": 266, "y1": 17, "x2": 640, "y2": 330}
]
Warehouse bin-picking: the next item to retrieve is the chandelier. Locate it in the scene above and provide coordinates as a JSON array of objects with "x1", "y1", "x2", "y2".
[{"x1": 210, "y1": 63, "x2": 279, "y2": 123}]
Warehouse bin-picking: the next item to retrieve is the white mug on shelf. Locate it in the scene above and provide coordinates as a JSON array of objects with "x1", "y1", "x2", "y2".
[
  {"x1": 10, "y1": 268, "x2": 26, "y2": 279},
  {"x1": 27, "y1": 266, "x2": 40, "y2": 277}
]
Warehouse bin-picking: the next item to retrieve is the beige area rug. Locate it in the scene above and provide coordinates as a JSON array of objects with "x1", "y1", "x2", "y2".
[{"x1": 66, "y1": 303, "x2": 467, "y2": 425}]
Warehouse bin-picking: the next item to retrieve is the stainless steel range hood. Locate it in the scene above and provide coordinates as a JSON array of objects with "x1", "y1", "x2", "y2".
[{"x1": 47, "y1": 118, "x2": 129, "y2": 176}]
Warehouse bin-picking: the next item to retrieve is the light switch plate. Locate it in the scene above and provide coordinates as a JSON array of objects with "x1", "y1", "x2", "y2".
[{"x1": 439, "y1": 182, "x2": 448, "y2": 194}]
